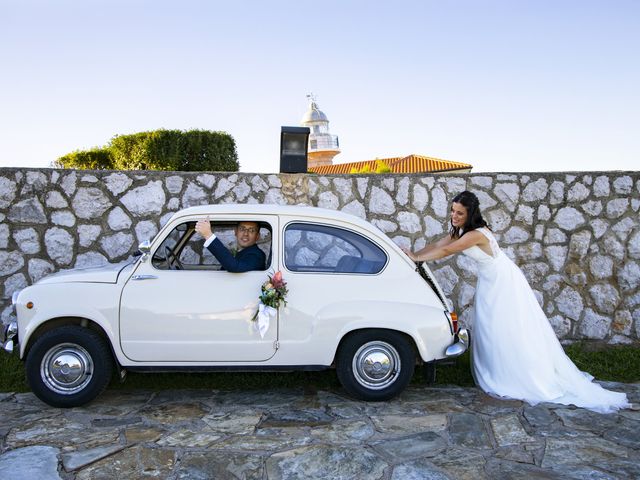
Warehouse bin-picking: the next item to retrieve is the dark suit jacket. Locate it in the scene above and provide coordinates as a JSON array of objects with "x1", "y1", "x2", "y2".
[{"x1": 206, "y1": 238, "x2": 266, "y2": 272}]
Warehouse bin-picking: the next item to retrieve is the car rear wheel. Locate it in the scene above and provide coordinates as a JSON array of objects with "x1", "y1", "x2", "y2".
[
  {"x1": 336, "y1": 330, "x2": 415, "y2": 401},
  {"x1": 25, "y1": 326, "x2": 113, "y2": 408}
]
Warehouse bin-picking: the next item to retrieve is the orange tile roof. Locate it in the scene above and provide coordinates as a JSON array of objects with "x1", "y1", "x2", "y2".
[{"x1": 308, "y1": 154, "x2": 472, "y2": 174}]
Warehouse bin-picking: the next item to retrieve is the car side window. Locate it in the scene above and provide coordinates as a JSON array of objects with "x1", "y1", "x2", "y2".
[
  {"x1": 284, "y1": 223, "x2": 387, "y2": 274},
  {"x1": 153, "y1": 221, "x2": 272, "y2": 271}
]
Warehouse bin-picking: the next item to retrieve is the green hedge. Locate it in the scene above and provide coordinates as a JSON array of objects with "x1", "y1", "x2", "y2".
[
  {"x1": 53, "y1": 148, "x2": 115, "y2": 170},
  {"x1": 55, "y1": 129, "x2": 239, "y2": 172}
]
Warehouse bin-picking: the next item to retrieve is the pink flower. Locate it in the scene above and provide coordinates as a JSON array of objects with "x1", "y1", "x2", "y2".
[{"x1": 271, "y1": 271, "x2": 286, "y2": 289}]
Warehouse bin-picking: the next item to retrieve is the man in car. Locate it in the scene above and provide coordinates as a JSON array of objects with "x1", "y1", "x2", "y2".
[{"x1": 195, "y1": 218, "x2": 266, "y2": 272}]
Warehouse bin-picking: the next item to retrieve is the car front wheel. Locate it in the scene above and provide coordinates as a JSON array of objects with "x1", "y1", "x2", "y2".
[
  {"x1": 25, "y1": 326, "x2": 113, "y2": 408},
  {"x1": 336, "y1": 330, "x2": 415, "y2": 401}
]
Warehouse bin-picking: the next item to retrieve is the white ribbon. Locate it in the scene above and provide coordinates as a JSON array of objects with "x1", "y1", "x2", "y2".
[{"x1": 255, "y1": 303, "x2": 276, "y2": 339}]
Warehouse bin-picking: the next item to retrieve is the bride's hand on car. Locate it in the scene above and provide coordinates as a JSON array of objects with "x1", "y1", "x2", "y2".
[{"x1": 402, "y1": 247, "x2": 417, "y2": 261}]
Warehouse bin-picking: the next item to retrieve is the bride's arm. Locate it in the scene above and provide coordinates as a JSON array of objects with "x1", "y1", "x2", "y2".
[
  {"x1": 406, "y1": 231, "x2": 486, "y2": 262},
  {"x1": 403, "y1": 235, "x2": 454, "y2": 260},
  {"x1": 412, "y1": 235, "x2": 453, "y2": 256}
]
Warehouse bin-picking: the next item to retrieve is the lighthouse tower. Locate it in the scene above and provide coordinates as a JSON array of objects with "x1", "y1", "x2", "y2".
[{"x1": 301, "y1": 94, "x2": 340, "y2": 168}]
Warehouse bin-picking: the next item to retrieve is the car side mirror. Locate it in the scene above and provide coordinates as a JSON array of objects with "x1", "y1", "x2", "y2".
[{"x1": 137, "y1": 240, "x2": 151, "y2": 258}]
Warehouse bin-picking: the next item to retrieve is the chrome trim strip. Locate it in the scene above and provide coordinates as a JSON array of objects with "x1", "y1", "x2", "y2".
[{"x1": 131, "y1": 275, "x2": 158, "y2": 281}]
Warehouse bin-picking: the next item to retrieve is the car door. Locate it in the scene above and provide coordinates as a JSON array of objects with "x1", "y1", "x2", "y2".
[
  {"x1": 276, "y1": 220, "x2": 390, "y2": 358},
  {"x1": 119, "y1": 214, "x2": 279, "y2": 363}
]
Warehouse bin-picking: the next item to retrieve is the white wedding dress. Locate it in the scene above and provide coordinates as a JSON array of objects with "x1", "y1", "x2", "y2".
[{"x1": 465, "y1": 228, "x2": 630, "y2": 414}]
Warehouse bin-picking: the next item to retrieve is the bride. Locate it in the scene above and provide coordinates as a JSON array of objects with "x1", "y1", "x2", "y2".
[{"x1": 403, "y1": 191, "x2": 630, "y2": 413}]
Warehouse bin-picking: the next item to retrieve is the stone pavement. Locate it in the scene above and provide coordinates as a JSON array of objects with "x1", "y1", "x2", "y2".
[{"x1": 0, "y1": 383, "x2": 639, "y2": 480}]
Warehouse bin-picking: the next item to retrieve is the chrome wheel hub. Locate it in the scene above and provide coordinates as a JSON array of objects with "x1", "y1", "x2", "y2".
[
  {"x1": 352, "y1": 341, "x2": 401, "y2": 390},
  {"x1": 41, "y1": 343, "x2": 93, "y2": 395}
]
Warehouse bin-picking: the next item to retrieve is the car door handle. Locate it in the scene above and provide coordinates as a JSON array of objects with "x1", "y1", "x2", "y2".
[{"x1": 131, "y1": 275, "x2": 158, "y2": 281}]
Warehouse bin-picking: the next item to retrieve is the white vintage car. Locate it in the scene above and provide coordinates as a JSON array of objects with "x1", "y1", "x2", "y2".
[{"x1": 3, "y1": 204, "x2": 468, "y2": 407}]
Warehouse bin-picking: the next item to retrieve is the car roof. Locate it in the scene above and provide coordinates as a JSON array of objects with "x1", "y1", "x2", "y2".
[{"x1": 171, "y1": 204, "x2": 378, "y2": 230}]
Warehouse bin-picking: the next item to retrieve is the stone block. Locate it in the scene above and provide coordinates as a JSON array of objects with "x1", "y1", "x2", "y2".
[
  {"x1": 44, "y1": 227, "x2": 74, "y2": 266},
  {"x1": 120, "y1": 181, "x2": 165, "y2": 215},
  {"x1": 72, "y1": 187, "x2": 110, "y2": 219}
]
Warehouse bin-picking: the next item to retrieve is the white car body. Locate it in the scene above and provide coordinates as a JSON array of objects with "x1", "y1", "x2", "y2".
[{"x1": 6, "y1": 204, "x2": 468, "y2": 406}]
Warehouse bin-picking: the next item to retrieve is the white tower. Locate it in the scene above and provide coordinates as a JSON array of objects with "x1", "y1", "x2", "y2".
[{"x1": 301, "y1": 94, "x2": 340, "y2": 168}]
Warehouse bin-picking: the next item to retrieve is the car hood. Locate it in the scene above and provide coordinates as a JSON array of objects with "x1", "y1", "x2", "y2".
[{"x1": 37, "y1": 261, "x2": 135, "y2": 285}]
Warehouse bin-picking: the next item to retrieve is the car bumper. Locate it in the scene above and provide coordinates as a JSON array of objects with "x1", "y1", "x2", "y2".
[
  {"x1": 444, "y1": 328, "x2": 469, "y2": 358},
  {"x1": 2, "y1": 291, "x2": 20, "y2": 353},
  {"x1": 1, "y1": 321, "x2": 18, "y2": 353}
]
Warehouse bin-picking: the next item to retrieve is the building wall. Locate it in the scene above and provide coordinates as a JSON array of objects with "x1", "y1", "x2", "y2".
[{"x1": 1, "y1": 168, "x2": 639, "y2": 344}]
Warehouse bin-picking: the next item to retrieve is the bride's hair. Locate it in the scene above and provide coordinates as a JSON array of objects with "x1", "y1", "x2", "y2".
[{"x1": 449, "y1": 191, "x2": 489, "y2": 239}]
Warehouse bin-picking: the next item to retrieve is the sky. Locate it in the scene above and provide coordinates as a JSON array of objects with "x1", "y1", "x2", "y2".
[{"x1": 1, "y1": 0, "x2": 639, "y2": 173}]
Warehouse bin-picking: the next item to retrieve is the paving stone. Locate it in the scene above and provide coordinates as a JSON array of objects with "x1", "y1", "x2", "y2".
[
  {"x1": 493, "y1": 446, "x2": 536, "y2": 465},
  {"x1": 124, "y1": 426, "x2": 164, "y2": 444},
  {"x1": 373, "y1": 431, "x2": 446, "y2": 460},
  {"x1": 6, "y1": 416, "x2": 119, "y2": 449},
  {"x1": 61, "y1": 443, "x2": 126, "y2": 471},
  {"x1": 448, "y1": 412, "x2": 492, "y2": 449},
  {"x1": 80, "y1": 390, "x2": 153, "y2": 415},
  {"x1": 260, "y1": 407, "x2": 333, "y2": 427},
  {"x1": 469, "y1": 392, "x2": 524, "y2": 415},
  {"x1": 156, "y1": 429, "x2": 222, "y2": 447},
  {"x1": 325, "y1": 401, "x2": 371, "y2": 419},
  {"x1": 0, "y1": 446, "x2": 61, "y2": 480},
  {"x1": 602, "y1": 418, "x2": 640, "y2": 449},
  {"x1": 485, "y1": 458, "x2": 614, "y2": 480},
  {"x1": 310, "y1": 418, "x2": 375, "y2": 444},
  {"x1": 176, "y1": 452, "x2": 264, "y2": 480},
  {"x1": 211, "y1": 433, "x2": 312, "y2": 452},
  {"x1": 256, "y1": 425, "x2": 310, "y2": 439},
  {"x1": 370, "y1": 413, "x2": 447, "y2": 434},
  {"x1": 0, "y1": 386, "x2": 637, "y2": 480},
  {"x1": 416, "y1": 398, "x2": 469, "y2": 413},
  {"x1": 391, "y1": 459, "x2": 451, "y2": 480},
  {"x1": 541, "y1": 436, "x2": 630, "y2": 469},
  {"x1": 214, "y1": 389, "x2": 305, "y2": 407},
  {"x1": 588, "y1": 459, "x2": 640, "y2": 478},
  {"x1": 429, "y1": 448, "x2": 488, "y2": 480},
  {"x1": 137, "y1": 402, "x2": 208, "y2": 424},
  {"x1": 554, "y1": 408, "x2": 618, "y2": 433},
  {"x1": 202, "y1": 411, "x2": 263, "y2": 434},
  {"x1": 75, "y1": 445, "x2": 176, "y2": 480},
  {"x1": 523, "y1": 404, "x2": 556, "y2": 428},
  {"x1": 491, "y1": 413, "x2": 534, "y2": 446},
  {"x1": 266, "y1": 445, "x2": 387, "y2": 480}
]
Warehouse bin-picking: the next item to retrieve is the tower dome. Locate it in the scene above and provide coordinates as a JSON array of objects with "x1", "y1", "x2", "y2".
[
  {"x1": 301, "y1": 102, "x2": 328, "y2": 123},
  {"x1": 301, "y1": 94, "x2": 340, "y2": 168}
]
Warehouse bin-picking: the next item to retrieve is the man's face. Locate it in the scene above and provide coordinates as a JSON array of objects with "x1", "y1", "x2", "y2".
[{"x1": 235, "y1": 222, "x2": 260, "y2": 249}]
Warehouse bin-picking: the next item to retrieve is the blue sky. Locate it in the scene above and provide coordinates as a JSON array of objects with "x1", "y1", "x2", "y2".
[{"x1": 1, "y1": 0, "x2": 638, "y2": 173}]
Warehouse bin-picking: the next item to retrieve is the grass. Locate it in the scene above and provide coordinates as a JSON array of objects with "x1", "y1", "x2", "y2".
[
  {"x1": 565, "y1": 342, "x2": 640, "y2": 383},
  {"x1": 1, "y1": 343, "x2": 638, "y2": 394}
]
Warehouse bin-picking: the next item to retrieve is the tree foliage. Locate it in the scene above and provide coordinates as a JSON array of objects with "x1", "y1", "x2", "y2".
[{"x1": 54, "y1": 129, "x2": 239, "y2": 172}]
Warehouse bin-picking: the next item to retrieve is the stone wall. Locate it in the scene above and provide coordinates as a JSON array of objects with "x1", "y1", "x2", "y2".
[{"x1": 1, "y1": 168, "x2": 639, "y2": 345}]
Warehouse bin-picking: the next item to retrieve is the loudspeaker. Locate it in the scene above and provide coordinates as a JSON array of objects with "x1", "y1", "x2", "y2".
[{"x1": 280, "y1": 126, "x2": 310, "y2": 173}]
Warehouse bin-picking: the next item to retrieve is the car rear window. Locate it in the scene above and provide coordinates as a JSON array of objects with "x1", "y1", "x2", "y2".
[{"x1": 284, "y1": 223, "x2": 387, "y2": 274}]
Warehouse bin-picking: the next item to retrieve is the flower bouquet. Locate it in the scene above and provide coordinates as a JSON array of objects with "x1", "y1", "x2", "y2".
[{"x1": 253, "y1": 271, "x2": 288, "y2": 338}]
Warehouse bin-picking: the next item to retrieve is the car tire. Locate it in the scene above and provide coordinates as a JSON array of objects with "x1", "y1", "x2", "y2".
[
  {"x1": 25, "y1": 326, "x2": 113, "y2": 408},
  {"x1": 336, "y1": 330, "x2": 415, "y2": 401}
]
